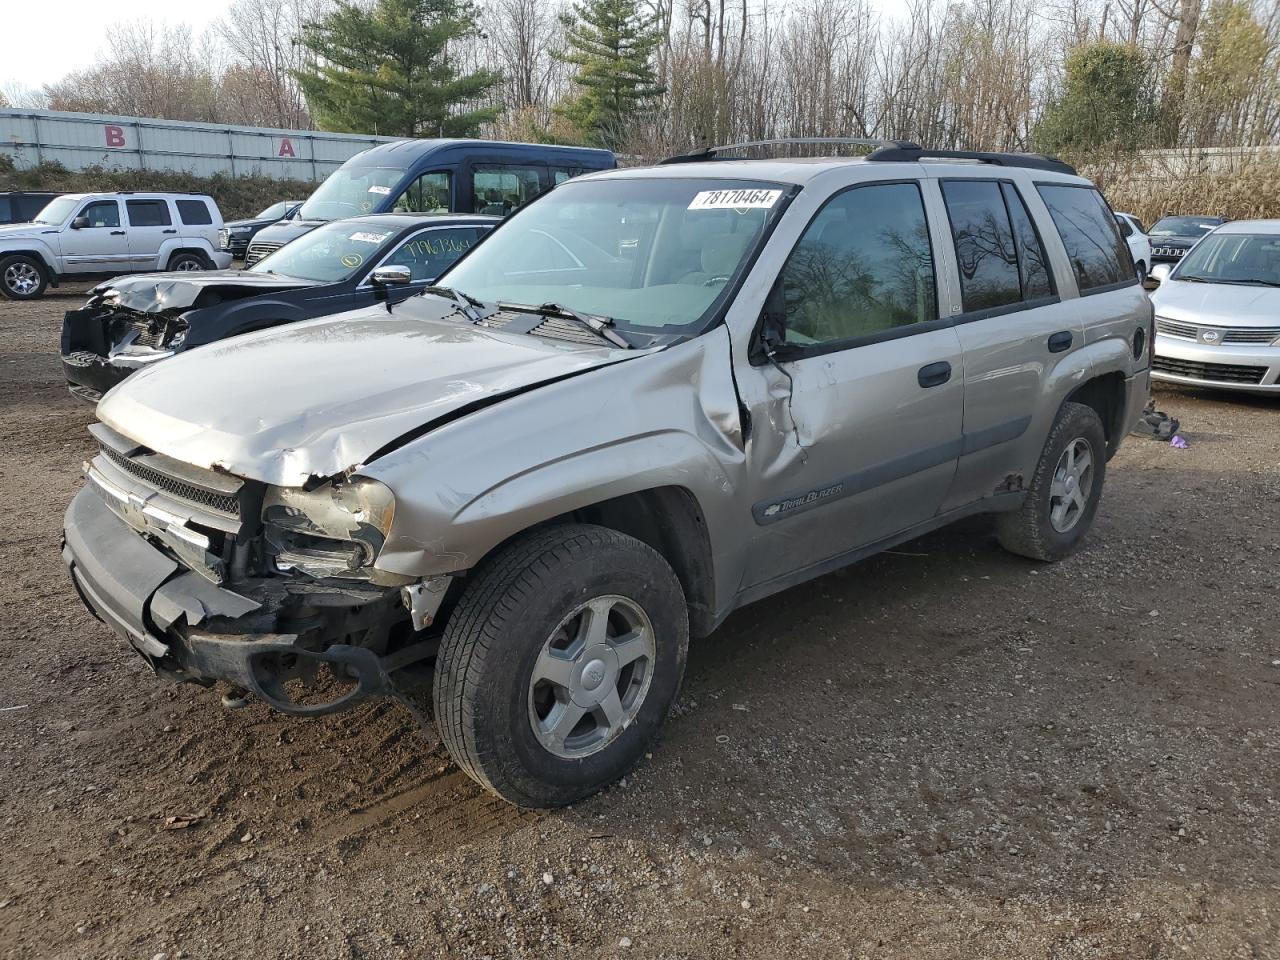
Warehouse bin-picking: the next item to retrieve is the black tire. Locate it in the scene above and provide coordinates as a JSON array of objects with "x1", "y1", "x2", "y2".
[
  {"x1": 1136, "y1": 260, "x2": 1147, "y2": 281},
  {"x1": 0, "y1": 254, "x2": 49, "y2": 300},
  {"x1": 997, "y1": 401, "x2": 1107, "y2": 562},
  {"x1": 167, "y1": 252, "x2": 208, "y2": 272},
  {"x1": 433, "y1": 523, "x2": 689, "y2": 808}
]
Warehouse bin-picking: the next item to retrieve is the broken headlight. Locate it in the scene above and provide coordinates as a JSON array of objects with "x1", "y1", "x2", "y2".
[{"x1": 262, "y1": 478, "x2": 399, "y2": 582}]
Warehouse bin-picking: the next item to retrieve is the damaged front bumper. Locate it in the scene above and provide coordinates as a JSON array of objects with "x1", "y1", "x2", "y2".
[
  {"x1": 62, "y1": 485, "x2": 439, "y2": 715},
  {"x1": 61, "y1": 306, "x2": 179, "y2": 403}
]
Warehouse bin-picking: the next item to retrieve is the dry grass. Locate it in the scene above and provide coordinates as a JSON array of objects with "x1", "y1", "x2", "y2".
[{"x1": 1082, "y1": 152, "x2": 1280, "y2": 223}]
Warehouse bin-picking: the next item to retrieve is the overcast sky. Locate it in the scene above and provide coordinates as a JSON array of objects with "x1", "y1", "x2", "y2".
[{"x1": 6, "y1": 0, "x2": 909, "y2": 97}]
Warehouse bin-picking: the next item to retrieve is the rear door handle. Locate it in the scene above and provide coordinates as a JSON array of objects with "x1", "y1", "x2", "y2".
[
  {"x1": 1048, "y1": 330, "x2": 1073, "y2": 353},
  {"x1": 917, "y1": 361, "x2": 952, "y2": 388},
  {"x1": 162, "y1": 228, "x2": 177, "y2": 234},
  {"x1": 110, "y1": 230, "x2": 125, "y2": 235}
]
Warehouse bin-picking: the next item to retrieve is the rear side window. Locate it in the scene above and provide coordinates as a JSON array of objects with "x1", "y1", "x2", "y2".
[
  {"x1": 176, "y1": 199, "x2": 213, "y2": 225},
  {"x1": 1036, "y1": 184, "x2": 1132, "y2": 292},
  {"x1": 126, "y1": 199, "x2": 172, "y2": 227},
  {"x1": 1001, "y1": 183, "x2": 1054, "y2": 300},
  {"x1": 940, "y1": 180, "x2": 1021, "y2": 312},
  {"x1": 781, "y1": 181, "x2": 937, "y2": 347}
]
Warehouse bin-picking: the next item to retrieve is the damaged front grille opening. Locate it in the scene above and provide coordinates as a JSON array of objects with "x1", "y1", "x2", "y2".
[{"x1": 102, "y1": 444, "x2": 242, "y2": 518}]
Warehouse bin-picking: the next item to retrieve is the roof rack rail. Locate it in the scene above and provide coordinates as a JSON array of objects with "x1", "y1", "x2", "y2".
[
  {"x1": 865, "y1": 144, "x2": 1077, "y2": 175},
  {"x1": 660, "y1": 137, "x2": 922, "y2": 164}
]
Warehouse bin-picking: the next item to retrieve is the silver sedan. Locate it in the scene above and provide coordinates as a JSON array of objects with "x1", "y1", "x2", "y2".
[{"x1": 1150, "y1": 219, "x2": 1280, "y2": 393}]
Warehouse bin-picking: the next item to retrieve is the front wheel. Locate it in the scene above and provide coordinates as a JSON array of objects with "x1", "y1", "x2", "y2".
[
  {"x1": 997, "y1": 401, "x2": 1107, "y2": 562},
  {"x1": 433, "y1": 524, "x2": 689, "y2": 808},
  {"x1": 0, "y1": 254, "x2": 48, "y2": 300}
]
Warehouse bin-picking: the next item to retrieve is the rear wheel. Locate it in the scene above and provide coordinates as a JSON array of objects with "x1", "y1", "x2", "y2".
[
  {"x1": 433, "y1": 524, "x2": 689, "y2": 808},
  {"x1": 997, "y1": 402, "x2": 1107, "y2": 561},
  {"x1": 0, "y1": 255, "x2": 48, "y2": 300},
  {"x1": 168, "y1": 252, "x2": 207, "y2": 272}
]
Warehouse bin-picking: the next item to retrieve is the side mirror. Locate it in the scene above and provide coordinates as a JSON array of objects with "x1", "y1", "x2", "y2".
[
  {"x1": 1150, "y1": 263, "x2": 1172, "y2": 284},
  {"x1": 71, "y1": 216, "x2": 89, "y2": 230},
  {"x1": 371, "y1": 265, "x2": 412, "y2": 286}
]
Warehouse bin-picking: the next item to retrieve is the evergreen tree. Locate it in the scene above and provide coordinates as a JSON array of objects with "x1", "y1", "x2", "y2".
[
  {"x1": 295, "y1": 0, "x2": 501, "y2": 138},
  {"x1": 1033, "y1": 42, "x2": 1155, "y2": 155},
  {"x1": 558, "y1": 0, "x2": 665, "y2": 149}
]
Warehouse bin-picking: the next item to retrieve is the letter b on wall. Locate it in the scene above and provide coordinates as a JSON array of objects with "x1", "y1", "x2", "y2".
[{"x1": 105, "y1": 125, "x2": 126, "y2": 148}]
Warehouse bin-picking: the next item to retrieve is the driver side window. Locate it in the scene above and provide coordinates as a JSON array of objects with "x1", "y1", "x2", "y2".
[
  {"x1": 393, "y1": 172, "x2": 451, "y2": 213},
  {"x1": 79, "y1": 201, "x2": 120, "y2": 228},
  {"x1": 781, "y1": 182, "x2": 938, "y2": 347},
  {"x1": 383, "y1": 227, "x2": 483, "y2": 280}
]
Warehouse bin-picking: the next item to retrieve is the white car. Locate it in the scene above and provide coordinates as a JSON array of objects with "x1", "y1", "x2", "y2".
[
  {"x1": 1115, "y1": 212, "x2": 1152, "y2": 279},
  {"x1": 0, "y1": 193, "x2": 232, "y2": 300},
  {"x1": 1151, "y1": 219, "x2": 1280, "y2": 393}
]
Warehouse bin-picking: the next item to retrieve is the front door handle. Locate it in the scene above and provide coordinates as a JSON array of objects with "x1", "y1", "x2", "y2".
[
  {"x1": 918, "y1": 360, "x2": 952, "y2": 388},
  {"x1": 110, "y1": 230, "x2": 125, "y2": 235},
  {"x1": 162, "y1": 228, "x2": 177, "y2": 234},
  {"x1": 1048, "y1": 330, "x2": 1073, "y2": 353}
]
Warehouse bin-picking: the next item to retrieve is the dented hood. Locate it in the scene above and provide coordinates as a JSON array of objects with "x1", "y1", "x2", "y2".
[
  {"x1": 95, "y1": 270, "x2": 314, "y2": 313},
  {"x1": 96, "y1": 300, "x2": 628, "y2": 487}
]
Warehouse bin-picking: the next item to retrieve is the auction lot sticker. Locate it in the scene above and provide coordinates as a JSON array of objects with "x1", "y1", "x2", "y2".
[{"x1": 688, "y1": 188, "x2": 782, "y2": 210}]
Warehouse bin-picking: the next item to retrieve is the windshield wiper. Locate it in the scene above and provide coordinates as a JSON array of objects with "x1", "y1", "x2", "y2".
[
  {"x1": 1175, "y1": 274, "x2": 1211, "y2": 282},
  {"x1": 502, "y1": 301, "x2": 632, "y2": 349},
  {"x1": 422, "y1": 285, "x2": 485, "y2": 322},
  {"x1": 1233, "y1": 277, "x2": 1280, "y2": 287}
]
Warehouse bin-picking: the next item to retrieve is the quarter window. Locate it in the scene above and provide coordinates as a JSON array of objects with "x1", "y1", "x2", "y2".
[
  {"x1": 393, "y1": 172, "x2": 451, "y2": 213},
  {"x1": 780, "y1": 182, "x2": 937, "y2": 347},
  {"x1": 383, "y1": 227, "x2": 485, "y2": 280},
  {"x1": 176, "y1": 199, "x2": 213, "y2": 225},
  {"x1": 79, "y1": 201, "x2": 120, "y2": 228},
  {"x1": 126, "y1": 199, "x2": 172, "y2": 227},
  {"x1": 473, "y1": 165, "x2": 544, "y2": 216},
  {"x1": 1036, "y1": 184, "x2": 1132, "y2": 292}
]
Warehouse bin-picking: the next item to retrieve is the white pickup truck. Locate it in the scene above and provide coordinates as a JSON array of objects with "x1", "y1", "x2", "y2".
[{"x1": 0, "y1": 192, "x2": 232, "y2": 300}]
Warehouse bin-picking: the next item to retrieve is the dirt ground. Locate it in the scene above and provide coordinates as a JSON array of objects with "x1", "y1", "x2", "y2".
[{"x1": 1, "y1": 284, "x2": 1278, "y2": 960}]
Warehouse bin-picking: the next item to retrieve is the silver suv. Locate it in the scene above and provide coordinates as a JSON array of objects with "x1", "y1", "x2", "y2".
[{"x1": 62, "y1": 142, "x2": 1151, "y2": 808}]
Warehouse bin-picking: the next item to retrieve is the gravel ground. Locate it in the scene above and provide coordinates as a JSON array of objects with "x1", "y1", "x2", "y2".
[{"x1": 1, "y1": 285, "x2": 1278, "y2": 960}]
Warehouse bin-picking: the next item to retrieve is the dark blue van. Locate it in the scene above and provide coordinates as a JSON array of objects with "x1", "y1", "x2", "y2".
[{"x1": 244, "y1": 139, "x2": 615, "y2": 263}]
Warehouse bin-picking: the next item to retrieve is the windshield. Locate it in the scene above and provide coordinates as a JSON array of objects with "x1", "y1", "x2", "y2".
[
  {"x1": 438, "y1": 177, "x2": 788, "y2": 335},
  {"x1": 32, "y1": 197, "x2": 79, "y2": 225},
  {"x1": 298, "y1": 166, "x2": 407, "y2": 221},
  {"x1": 1174, "y1": 234, "x2": 1280, "y2": 285},
  {"x1": 248, "y1": 220, "x2": 399, "y2": 282},
  {"x1": 1151, "y1": 216, "x2": 1221, "y2": 238},
  {"x1": 256, "y1": 201, "x2": 291, "y2": 220}
]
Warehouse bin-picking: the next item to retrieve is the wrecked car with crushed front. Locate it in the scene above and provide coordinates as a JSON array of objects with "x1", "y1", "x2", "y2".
[
  {"x1": 63, "y1": 146, "x2": 1150, "y2": 808},
  {"x1": 60, "y1": 214, "x2": 495, "y2": 402}
]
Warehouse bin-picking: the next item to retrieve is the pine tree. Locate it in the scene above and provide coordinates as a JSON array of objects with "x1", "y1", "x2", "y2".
[
  {"x1": 558, "y1": 0, "x2": 665, "y2": 149},
  {"x1": 295, "y1": 0, "x2": 501, "y2": 138}
]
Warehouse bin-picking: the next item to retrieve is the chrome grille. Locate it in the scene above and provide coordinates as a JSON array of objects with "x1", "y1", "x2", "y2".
[
  {"x1": 1155, "y1": 318, "x2": 1197, "y2": 340},
  {"x1": 101, "y1": 445, "x2": 241, "y2": 517},
  {"x1": 1223, "y1": 327, "x2": 1280, "y2": 345},
  {"x1": 1155, "y1": 319, "x2": 1280, "y2": 345},
  {"x1": 1152, "y1": 357, "x2": 1267, "y2": 385},
  {"x1": 245, "y1": 240, "x2": 282, "y2": 265}
]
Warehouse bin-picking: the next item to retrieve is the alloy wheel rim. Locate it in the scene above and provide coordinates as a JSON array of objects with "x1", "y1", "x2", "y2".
[
  {"x1": 4, "y1": 262, "x2": 38, "y2": 294},
  {"x1": 1048, "y1": 437, "x2": 1094, "y2": 533},
  {"x1": 528, "y1": 595, "x2": 656, "y2": 760},
  {"x1": 174, "y1": 258, "x2": 202, "y2": 271}
]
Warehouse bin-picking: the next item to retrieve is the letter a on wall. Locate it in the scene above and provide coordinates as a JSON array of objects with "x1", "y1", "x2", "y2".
[
  {"x1": 278, "y1": 138, "x2": 296, "y2": 157},
  {"x1": 105, "y1": 125, "x2": 126, "y2": 148}
]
